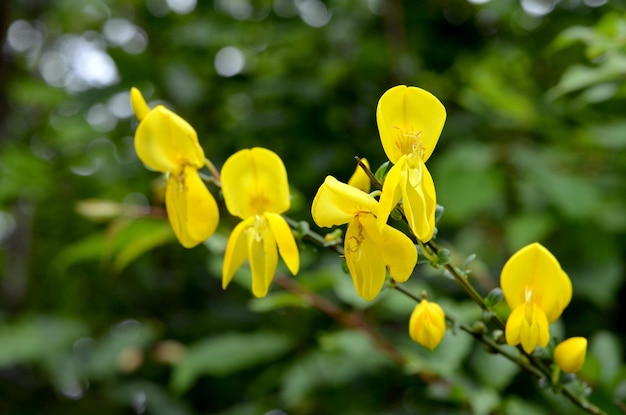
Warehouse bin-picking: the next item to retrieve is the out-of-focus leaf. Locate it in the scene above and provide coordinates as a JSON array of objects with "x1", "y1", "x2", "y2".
[
  {"x1": 505, "y1": 213, "x2": 555, "y2": 249},
  {"x1": 80, "y1": 319, "x2": 155, "y2": 380},
  {"x1": 51, "y1": 234, "x2": 107, "y2": 275},
  {"x1": 469, "y1": 387, "x2": 500, "y2": 415},
  {"x1": 248, "y1": 292, "x2": 307, "y2": 312},
  {"x1": 112, "y1": 380, "x2": 194, "y2": 415},
  {"x1": 547, "y1": 55, "x2": 626, "y2": 100},
  {"x1": 0, "y1": 316, "x2": 86, "y2": 367},
  {"x1": 589, "y1": 121, "x2": 626, "y2": 149},
  {"x1": 470, "y1": 348, "x2": 520, "y2": 391},
  {"x1": 108, "y1": 218, "x2": 175, "y2": 272},
  {"x1": 432, "y1": 143, "x2": 503, "y2": 224},
  {"x1": 502, "y1": 396, "x2": 548, "y2": 415},
  {"x1": 590, "y1": 330, "x2": 622, "y2": 385},
  {"x1": 280, "y1": 330, "x2": 390, "y2": 408},
  {"x1": 171, "y1": 331, "x2": 293, "y2": 393}
]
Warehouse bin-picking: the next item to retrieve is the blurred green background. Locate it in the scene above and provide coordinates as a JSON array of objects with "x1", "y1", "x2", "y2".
[{"x1": 1, "y1": 0, "x2": 626, "y2": 414}]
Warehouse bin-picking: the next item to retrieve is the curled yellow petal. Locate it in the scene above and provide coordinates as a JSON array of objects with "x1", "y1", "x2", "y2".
[
  {"x1": 345, "y1": 214, "x2": 387, "y2": 301},
  {"x1": 501, "y1": 242, "x2": 572, "y2": 323},
  {"x1": 135, "y1": 106, "x2": 205, "y2": 173},
  {"x1": 409, "y1": 300, "x2": 446, "y2": 350},
  {"x1": 376, "y1": 85, "x2": 446, "y2": 164},
  {"x1": 311, "y1": 176, "x2": 379, "y2": 228},
  {"x1": 347, "y1": 158, "x2": 371, "y2": 193},
  {"x1": 130, "y1": 87, "x2": 150, "y2": 122},
  {"x1": 222, "y1": 217, "x2": 254, "y2": 289},
  {"x1": 401, "y1": 161, "x2": 437, "y2": 241},
  {"x1": 265, "y1": 212, "x2": 299, "y2": 275},
  {"x1": 221, "y1": 147, "x2": 290, "y2": 219},
  {"x1": 554, "y1": 337, "x2": 587, "y2": 373},
  {"x1": 165, "y1": 166, "x2": 219, "y2": 248},
  {"x1": 247, "y1": 215, "x2": 278, "y2": 298},
  {"x1": 377, "y1": 159, "x2": 403, "y2": 231}
]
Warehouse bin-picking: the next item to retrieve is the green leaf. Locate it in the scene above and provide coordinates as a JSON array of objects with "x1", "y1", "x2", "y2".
[
  {"x1": 248, "y1": 292, "x2": 307, "y2": 312},
  {"x1": 0, "y1": 316, "x2": 87, "y2": 368},
  {"x1": 590, "y1": 330, "x2": 622, "y2": 385},
  {"x1": 51, "y1": 234, "x2": 107, "y2": 275},
  {"x1": 80, "y1": 320, "x2": 155, "y2": 380},
  {"x1": 109, "y1": 218, "x2": 176, "y2": 272},
  {"x1": 171, "y1": 331, "x2": 293, "y2": 393}
]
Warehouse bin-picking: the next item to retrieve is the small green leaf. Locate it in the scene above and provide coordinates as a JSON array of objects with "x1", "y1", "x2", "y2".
[
  {"x1": 436, "y1": 248, "x2": 450, "y2": 266},
  {"x1": 374, "y1": 161, "x2": 390, "y2": 182},
  {"x1": 485, "y1": 288, "x2": 503, "y2": 308}
]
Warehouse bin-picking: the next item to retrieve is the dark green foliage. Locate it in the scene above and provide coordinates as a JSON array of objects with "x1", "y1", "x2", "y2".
[{"x1": 1, "y1": 0, "x2": 625, "y2": 414}]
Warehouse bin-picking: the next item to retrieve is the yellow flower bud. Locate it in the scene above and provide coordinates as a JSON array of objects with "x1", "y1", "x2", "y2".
[
  {"x1": 347, "y1": 158, "x2": 371, "y2": 193},
  {"x1": 554, "y1": 337, "x2": 587, "y2": 373},
  {"x1": 409, "y1": 299, "x2": 446, "y2": 350}
]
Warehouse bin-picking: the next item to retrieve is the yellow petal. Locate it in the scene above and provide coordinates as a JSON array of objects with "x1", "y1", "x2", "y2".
[
  {"x1": 401, "y1": 161, "x2": 437, "y2": 241},
  {"x1": 247, "y1": 216, "x2": 278, "y2": 298},
  {"x1": 376, "y1": 160, "x2": 404, "y2": 231},
  {"x1": 344, "y1": 214, "x2": 387, "y2": 301},
  {"x1": 554, "y1": 337, "x2": 587, "y2": 373},
  {"x1": 359, "y1": 212, "x2": 416, "y2": 282},
  {"x1": 505, "y1": 302, "x2": 549, "y2": 353},
  {"x1": 222, "y1": 217, "x2": 254, "y2": 289},
  {"x1": 376, "y1": 85, "x2": 446, "y2": 163},
  {"x1": 165, "y1": 166, "x2": 219, "y2": 248},
  {"x1": 221, "y1": 147, "x2": 290, "y2": 219},
  {"x1": 347, "y1": 158, "x2": 371, "y2": 193},
  {"x1": 409, "y1": 300, "x2": 446, "y2": 350},
  {"x1": 500, "y1": 242, "x2": 572, "y2": 322},
  {"x1": 135, "y1": 106, "x2": 205, "y2": 173},
  {"x1": 130, "y1": 87, "x2": 150, "y2": 122},
  {"x1": 265, "y1": 212, "x2": 299, "y2": 275},
  {"x1": 311, "y1": 176, "x2": 379, "y2": 228}
]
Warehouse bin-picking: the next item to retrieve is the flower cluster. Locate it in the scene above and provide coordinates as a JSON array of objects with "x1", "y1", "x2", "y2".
[
  {"x1": 311, "y1": 85, "x2": 447, "y2": 349},
  {"x1": 130, "y1": 85, "x2": 587, "y2": 364},
  {"x1": 130, "y1": 89, "x2": 299, "y2": 297}
]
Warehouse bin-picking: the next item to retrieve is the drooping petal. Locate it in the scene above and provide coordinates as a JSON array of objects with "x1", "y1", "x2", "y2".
[
  {"x1": 347, "y1": 158, "x2": 371, "y2": 193},
  {"x1": 376, "y1": 85, "x2": 446, "y2": 163},
  {"x1": 376, "y1": 159, "x2": 404, "y2": 230},
  {"x1": 165, "y1": 166, "x2": 219, "y2": 248},
  {"x1": 311, "y1": 176, "x2": 379, "y2": 228},
  {"x1": 358, "y1": 212, "x2": 416, "y2": 282},
  {"x1": 402, "y1": 161, "x2": 437, "y2": 241},
  {"x1": 409, "y1": 300, "x2": 446, "y2": 350},
  {"x1": 265, "y1": 212, "x2": 299, "y2": 275},
  {"x1": 130, "y1": 87, "x2": 150, "y2": 122},
  {"x1": 554, "y1": 337, "x2": 587, "y2": 373},
  {"x1": 135, "y1": 106, "x2": 205, "y2": 173},
  {"x1": 505, "y1": 302, "x2": 550, "y2": 353},
  {"x1": 221, "y1": 147, "x2": 290, "y2": 219},
  {"x1": 345, "y1": 215, "x2": 387, "y2": 301},
  {"x1": 247, "y1": 216, "x2": 278, "y2": 298},
  {"x1": 222, "y1": 217, "x2": 255, "y2": 289},
  {"x1": 501, "y1": 242, "x2": 572, "y2": 322}
]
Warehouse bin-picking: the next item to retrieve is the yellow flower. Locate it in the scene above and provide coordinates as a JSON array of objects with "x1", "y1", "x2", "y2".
[
  {"x1": 311, "y1": 176, "x2": 417, "y2": 300},
  {"x1": 554, "y1": 337, "x2": 587, "y2": 373},
  {"x1": 221, "y1": 147, "x2": 299, "y2": 298},
  {"x1": 347, "y1": 158, "x2": 371, "y2": 193},
  {"x1": 501, "y1": 242, "x2": 572, "y2": 353},
  {"x1": 376, "y1": 85, "x2": 446, "y2": 242},
  {"x1": 409, "y1": 299, "x2": 446, "y2": 350},
  {"x1": 130, "y1": 87, "x2": 218, "y2": 248}
]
